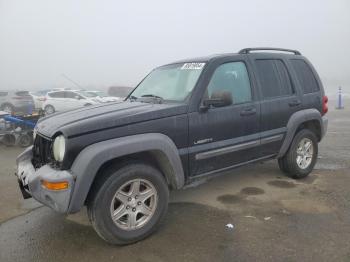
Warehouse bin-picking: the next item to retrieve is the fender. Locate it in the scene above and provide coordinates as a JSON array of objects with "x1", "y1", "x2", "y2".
[
  {"x1": 67, "y1": 133, "x2": 185, "y2": 213},
  {"x1": 277, "y1": 109, "x2": 327, "y2": 158}
]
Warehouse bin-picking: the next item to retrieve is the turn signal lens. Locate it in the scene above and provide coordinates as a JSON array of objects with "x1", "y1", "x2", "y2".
[{"x1": 41, "y1": 180, "x2": 69, "y2": 190}]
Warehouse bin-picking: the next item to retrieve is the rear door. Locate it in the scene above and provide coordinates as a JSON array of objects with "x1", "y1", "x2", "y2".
[
  {"x1": 288, "y1": 59, "x2": 323, "y2": 112},
  {"x1": 249, "y1": 55, "x2": 302, "y2": 156},
  {"x1": 49, "y1": 91, "x2": 66, "y2": 111},
  {"x1": 188, "y1": 58, "x2": 261, "y2": 176}
]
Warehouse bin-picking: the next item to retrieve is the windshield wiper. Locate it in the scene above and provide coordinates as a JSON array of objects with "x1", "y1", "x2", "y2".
[
  {"x1": 141, "y1": 94, "x2": 163, "y2": 99},
  {"x1": 140, "y1": 94, "x2": 164, "y2": 104},
  {"x1": 128, "y1": 95, "x2": 138, "y2": 101}
]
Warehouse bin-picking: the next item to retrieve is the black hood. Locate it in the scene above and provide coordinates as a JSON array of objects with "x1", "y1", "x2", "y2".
[{"x1": 36, "y1": 101, "x2": 187, "y2": 138}]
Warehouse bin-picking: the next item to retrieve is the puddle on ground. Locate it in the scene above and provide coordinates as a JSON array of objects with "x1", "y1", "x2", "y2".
[
  {"x1": 217, "y1": 187, "x2": 265, "y2": 204},
  {"x1": 217, "y1": 194, "x2": 242, "y2": 204},
  {"x1": 267, "y1": 180, "x2": 296, "y2": 188},
  {"x1": 240, "y1": 187, "x2": 265, "y2": 195}
]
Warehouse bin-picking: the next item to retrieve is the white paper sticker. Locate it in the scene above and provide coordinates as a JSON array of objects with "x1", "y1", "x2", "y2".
[{"x1": 181, "y1": 63, "x2": 205, "y2": 70}]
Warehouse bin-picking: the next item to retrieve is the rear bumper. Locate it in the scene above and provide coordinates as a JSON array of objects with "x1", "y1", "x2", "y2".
[
  {"x1": 16, "y1": 147, "x2": 75, "y2": 213},
  {"x1": 321, "y1": 116, "x2": 328, "y2": 139},
  {"x1": 14, "y1": 104, "x2": 34, "y2": 114}
]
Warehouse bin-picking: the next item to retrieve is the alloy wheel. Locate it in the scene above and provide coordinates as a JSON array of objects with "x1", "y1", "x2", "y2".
[
  {"x1": 110, "y1": 179, "x2": 158, "y2": 231},
  {"x1": 296, "y1": 138, "x2": 314, "y2": 169}
]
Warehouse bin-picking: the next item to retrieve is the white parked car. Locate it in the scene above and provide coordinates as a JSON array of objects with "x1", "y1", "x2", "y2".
[
  {"x1": 42, "y1": 90, "x2": 100, "y2": 114},
  {"x1": 84, "y1": 90, "x2": 122, "y2": 103},
  {"x1": 30, "y1": 90, "x2": 51, "y2": 110}
]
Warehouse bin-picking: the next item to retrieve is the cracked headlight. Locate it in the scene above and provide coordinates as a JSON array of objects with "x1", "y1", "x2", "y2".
[{"x1": 53, "y1": 135, "x2": 66, "y2": 162}]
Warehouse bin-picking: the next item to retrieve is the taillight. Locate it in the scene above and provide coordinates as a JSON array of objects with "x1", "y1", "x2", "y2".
[{"x1": 322, "y1": 95, "x2": 328, "y2": 115}]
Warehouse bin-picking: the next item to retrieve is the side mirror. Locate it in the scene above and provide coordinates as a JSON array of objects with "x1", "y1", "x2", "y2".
[
  {"x1": 74, "y1": 96, "x2": 81, "y2": 100},
  {"x1": 200, "y1": 91, "x2": 233, "y2": 111}
]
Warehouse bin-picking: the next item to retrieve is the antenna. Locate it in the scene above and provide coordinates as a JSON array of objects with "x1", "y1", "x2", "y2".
[{"x1": 61, "y1": 74, "x2": 83, "y2": 89}]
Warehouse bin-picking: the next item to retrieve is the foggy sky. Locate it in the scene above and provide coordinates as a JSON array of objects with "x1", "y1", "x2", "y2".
[{"x1": 0, "y1": 0, "x2": 349, "y2": 93}]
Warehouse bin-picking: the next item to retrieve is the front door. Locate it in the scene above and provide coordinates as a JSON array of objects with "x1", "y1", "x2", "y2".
[{"x1": 188, "y1": 60, "x2": 261, "y2": 176}]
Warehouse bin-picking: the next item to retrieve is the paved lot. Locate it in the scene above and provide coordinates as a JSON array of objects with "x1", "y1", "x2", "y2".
[{"x1": 0, "y1": 100, "x2": 349, "y2": 262}]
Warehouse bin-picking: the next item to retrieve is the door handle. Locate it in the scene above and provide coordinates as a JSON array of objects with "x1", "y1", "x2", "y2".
[
  {"x1": 288, "y1": 99, "x2": 301, "y2": 107},
  {"x1": 240, "y1": 107, "x2": 256, "y2": 116}
]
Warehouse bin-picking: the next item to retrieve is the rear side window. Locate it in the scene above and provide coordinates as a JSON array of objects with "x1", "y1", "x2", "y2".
[
  {"x1": 0, "y1": 92, "x2": 8, "y2": 96},
  {"x1": 255, "y1": 59, "x2": 294, "y2": 98},
  {"x1": 64, "y1": 91, "x2": 76, "y2": 99},
  {"x1": 290, "y1": 59, "x2": 319, "y2": 94},
  {"x1": 49, "y1": 92, "x2": 64, "y2": 98}
]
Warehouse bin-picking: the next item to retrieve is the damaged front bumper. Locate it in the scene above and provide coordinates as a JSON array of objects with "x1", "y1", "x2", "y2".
[{"x1": 16, "y1": 147, "x2": 75, "y2": 213}]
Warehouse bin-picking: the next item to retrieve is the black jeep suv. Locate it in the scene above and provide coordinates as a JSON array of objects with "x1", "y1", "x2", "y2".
[{"x1": 16, "y1": 47, "x2": 328, "y2": 244}]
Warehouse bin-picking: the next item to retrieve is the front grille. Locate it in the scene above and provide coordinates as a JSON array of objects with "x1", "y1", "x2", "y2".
[{"x1": 32, "y1": 134, "x2": 53, "y2": 168}]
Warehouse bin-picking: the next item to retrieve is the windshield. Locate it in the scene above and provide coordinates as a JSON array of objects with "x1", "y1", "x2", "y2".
[
  {"x1": 77, "y1": 91, "x2": 95, "y2": 98},
  {"x1": 130, "y1": 62, "x2": 205, "y2": 102},
  {"x1": 90, "y1": 91, "x2": 107, "y2": 97}
]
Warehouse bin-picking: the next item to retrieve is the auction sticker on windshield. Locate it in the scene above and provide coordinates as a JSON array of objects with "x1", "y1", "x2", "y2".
[{"x1": 181, "y1": 63, "x2": 205, "y2": 70}]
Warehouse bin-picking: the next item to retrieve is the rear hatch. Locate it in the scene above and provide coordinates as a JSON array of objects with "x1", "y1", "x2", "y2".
[{"x1": 13, "y1": 91, "x2": 34, "y2": 104}]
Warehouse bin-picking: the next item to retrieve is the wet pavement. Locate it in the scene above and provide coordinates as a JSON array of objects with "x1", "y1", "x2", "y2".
[{"x1": 0, "y1": 100, "x2": 349, "y2": 262}]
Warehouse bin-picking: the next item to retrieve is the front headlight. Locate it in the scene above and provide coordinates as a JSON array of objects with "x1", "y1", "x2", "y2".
[
  {"x1": 53, "y1": 135, "x2": 66, "y2": 162},
  {"x1": 33, "y1": 129, "x2": 37, "y2": 140}
]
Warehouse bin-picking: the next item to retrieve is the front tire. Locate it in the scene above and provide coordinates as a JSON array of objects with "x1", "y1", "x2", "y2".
[
  {"x1": 87, "y1": 162, "x2": 169, "y2": 245},
  {"x1": 1, "y1": 103, "x2": 14, "y2": 114},
  {"x1": 278, "y1": 129, "x2": 318, "y2": 179}
]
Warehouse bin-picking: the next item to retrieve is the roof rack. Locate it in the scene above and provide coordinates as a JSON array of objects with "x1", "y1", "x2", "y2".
[{"x1": 239, "y1": 47, "x2": 301, "y2": 55}]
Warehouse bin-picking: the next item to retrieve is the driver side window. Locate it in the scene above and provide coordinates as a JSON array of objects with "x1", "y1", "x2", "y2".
[{"x1": 207, "y1": 62, "x2": 252, "y2": 105}]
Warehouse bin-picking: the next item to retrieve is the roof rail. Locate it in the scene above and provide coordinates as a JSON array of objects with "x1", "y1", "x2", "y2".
[{"x1": 239, "y1": 47, "x2": 301, "y2": 55}]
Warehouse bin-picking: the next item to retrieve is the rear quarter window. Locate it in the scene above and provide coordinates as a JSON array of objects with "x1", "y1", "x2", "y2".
[
  {"x1": 290, "y1": 59, "x2": 319, "y2": 94},
  {"x1": 255, "y1": 59, "x2": 294, "y2": 98},
  {"x1": 48, "y1": 92, "x2": 64, "y2": 98}
]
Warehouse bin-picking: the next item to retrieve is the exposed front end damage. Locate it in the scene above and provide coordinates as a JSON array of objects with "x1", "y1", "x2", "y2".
[{"x1": 16, "y1": 147, "x2": 75, "y2": 213}]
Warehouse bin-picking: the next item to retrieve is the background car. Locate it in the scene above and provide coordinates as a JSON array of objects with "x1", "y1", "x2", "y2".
[
  {"x1": 30, "y1": 90, "x2": 52, "y2": 110},
  {"x1": 107, "y1": 86, "x2": 133, "y2": 100},
  {"x1": 42, "y1": 90, "x2": 100, "y2": 114},
  {"x1": 84, "y1": 90, "x2": 121, "y2": 103},
  {"x1": 0, "y1": 90, "x2": 34, "y2": 115}
]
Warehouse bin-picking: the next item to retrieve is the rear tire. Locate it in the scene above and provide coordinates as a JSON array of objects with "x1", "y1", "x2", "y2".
[
  {"x1": 18, "y1": 134, "x2": 33, "y2": 147},
  {"x1": 278, "y1": 158, "x2": 288, "y2": 173},
  {"x1": 2, "y1": 134, "x2": 16, "y2": 146},
  {"x1": 278, "y1": 129, "x2": 318, "y2": 179},
  {"x1": 44, "y1": 105, "x2": 55, "y2": 115},
  {"x1": 87, "y1": 162, "x2": 169, "y2": 245}
]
